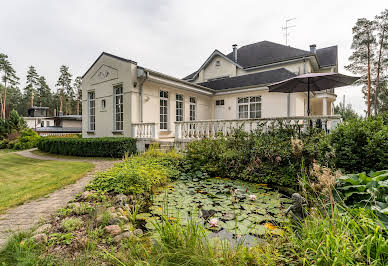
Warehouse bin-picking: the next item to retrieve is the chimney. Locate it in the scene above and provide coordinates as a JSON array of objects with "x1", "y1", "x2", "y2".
[
  {"x1": 309, "y1": 44, "x2": 316, "y2": 53},
  {"x1": 232, "y1": 44, "x2": 238, "y2": 62}
]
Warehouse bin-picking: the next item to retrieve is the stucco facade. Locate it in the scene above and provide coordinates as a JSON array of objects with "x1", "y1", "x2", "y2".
[{"x1": 82, "y1": 41, "x2": 338, "y2": 140}]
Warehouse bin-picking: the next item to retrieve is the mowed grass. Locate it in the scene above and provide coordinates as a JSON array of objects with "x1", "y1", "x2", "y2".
[
  {"x1": 0, "y1": 149, "x2": 14, "y2": 155},
  {"x1": 0, "y1": 154, "x2": 94, "y2": 213}
]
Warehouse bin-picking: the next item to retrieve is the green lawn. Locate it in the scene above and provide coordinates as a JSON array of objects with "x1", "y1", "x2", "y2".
[
  {"x1": 0, "y1": 154, "x2": 94, "y2": 213},
  {"x1": 0, "y1": 149, "x2": 14, "y2": 155}
]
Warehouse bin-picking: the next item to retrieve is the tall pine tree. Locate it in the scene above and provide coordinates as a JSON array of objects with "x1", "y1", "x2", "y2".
[
  {"x1": 56, "y1": 65, "x2": 72, "y2": 114},
  {"x1": 36, "y1": 76, "x2": 52, "y2": 109},
  {"x1": 73, "y1": 76, "x2": 82, "y2": 115},
  {"x1": 24, "y1": 66, "x2": 39, "y2": 108},
  {"x1": 0, "y1": 53, "x2": 19, "y2": 119},
  {"x1": 374, "y1": 9, "x2": 388, "y2": 115}
]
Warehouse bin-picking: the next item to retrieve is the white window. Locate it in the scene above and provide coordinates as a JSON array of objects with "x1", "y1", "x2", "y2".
[
  {"x1": 216, "y1": 99, "x2": 224, "y2": 106},
  {"x1": 176, "y1": 94, "x2": 184, "y2": 122},
  {"x1": 160, "y1": 90, "x2": 168, "y2": 130},
  {"x1": 113, "y1": 86, "x2": 123, "y2": 131},
  {"x1": 190, "y1": 97, "x2": 196, "y2": 121},
  {"x1": 88, "y1": 91, "x2": 95, "y2": 131},
  {"x1": 215, "y1": 60, "x2": 221, "y2": 67},
  {"x1": 238, "y1": 96, "x2": 261, "y2": 119}
]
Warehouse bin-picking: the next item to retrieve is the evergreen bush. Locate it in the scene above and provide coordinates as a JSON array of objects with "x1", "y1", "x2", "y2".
[{"x1": 37, "y1": 137, "x2": 137, "y2": 157}]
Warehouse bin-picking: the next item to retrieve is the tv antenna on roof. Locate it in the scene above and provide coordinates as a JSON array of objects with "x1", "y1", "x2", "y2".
[{"x1": 282, "y1": 18, "x2": 296, "y2": 46}]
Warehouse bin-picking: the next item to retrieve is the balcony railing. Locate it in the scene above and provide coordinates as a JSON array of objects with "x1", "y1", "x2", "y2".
[
  {"x1": 175, "y1": 115, "x2": 341, "y2": 141},
  {"x1": 132, "y1": 122, "x2": 158, "y2": 140}
]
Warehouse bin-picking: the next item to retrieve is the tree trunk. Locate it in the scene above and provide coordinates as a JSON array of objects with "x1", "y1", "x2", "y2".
[
  {"x1": 60, "y1": 95, "x2": 63, "y2": 113},
  {"x1": 374, "y1": 27, "x2": 385, "y2": 116},
  {"x1": 30, "y1": 91, "x2": 34, "y2": 108},
  {"x1": 367, "y1": 42, "x2": 371, "y2": 117},
  {"x1": 3, "y1": 79, "x2": 7, "y2": 119},
  {"x1": 76, "y1": 100, "x2": 79, "y2": 115}
]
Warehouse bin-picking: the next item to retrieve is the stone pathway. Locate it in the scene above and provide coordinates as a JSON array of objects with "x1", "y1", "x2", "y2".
[{"x1": 0, "y1": 149, "x2": 118, "y2": 247}]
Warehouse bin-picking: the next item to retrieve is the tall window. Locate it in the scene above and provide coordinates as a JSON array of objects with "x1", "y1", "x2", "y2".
[
  {"x1": 189, "y1": 97, "x2": 196, "y2": 121},
  {"x1": 88, "y1": 91, "x2": 95, "y2": 131},
  {"x1": 238, "y1": 96, "x2": 261, "y2": 119},
  {"x1": 114, "y1": 85, "x2": 123, "y2": 131},
  {"x1": 176, "y1": 94, "x2": 184, "y2": 122},
  {"x1": 160, "y1": 90, "x2": 168, "y2": 130}
]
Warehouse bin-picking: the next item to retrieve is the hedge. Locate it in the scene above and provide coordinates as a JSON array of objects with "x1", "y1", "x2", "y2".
[{"x1": 37, "y1": 137, "x2": 137, "y2": 158}]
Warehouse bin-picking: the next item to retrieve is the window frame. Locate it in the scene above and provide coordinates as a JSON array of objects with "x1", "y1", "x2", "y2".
[
  {"x1": 113, "y1": 85, "x2": 123, "y2": 131},
  {"x1": 88, "y1": 90, "x2": 96, "y2": 131},
  {"x1": 215, "y1": 99, "x2": 225, "y2": 106},
  {"x1": 189, "y1": 97, "x2": 196, "y2": 121},
  {"x1": 237, "y1": 96, "x2": 261, "y2": 119},
  {"x1": 175, "y1": 93, "x2": 184, "y2": 122},
  {"x1": 160, "y1": 90, "x2": 169, "y2": 131}
]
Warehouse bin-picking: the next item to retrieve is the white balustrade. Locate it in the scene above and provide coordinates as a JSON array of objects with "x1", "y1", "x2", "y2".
[
  {"x1": 131, "y1": 122, "x2": 158, "y2": 140},
  {"x1": 175, "y1": 115, "x2": 341, "y2": 141}
]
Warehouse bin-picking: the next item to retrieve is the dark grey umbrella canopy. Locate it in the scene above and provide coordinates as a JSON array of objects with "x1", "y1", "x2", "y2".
[
  {"x1": 268, "y1": 72, "x2": 359, "y2": 116},
  {"x1": 268, "y1": 72, "x2": 359, "y2": 93}
]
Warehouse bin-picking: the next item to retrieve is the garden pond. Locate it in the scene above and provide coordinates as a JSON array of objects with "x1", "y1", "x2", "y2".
[{"x1": 141, "y1": 178, "x2": 292, "y2": 244}]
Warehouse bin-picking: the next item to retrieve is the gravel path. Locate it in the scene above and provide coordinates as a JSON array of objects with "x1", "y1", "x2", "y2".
[{"x1": 0, "y1": 149, "x2": 118, "y2": 247}]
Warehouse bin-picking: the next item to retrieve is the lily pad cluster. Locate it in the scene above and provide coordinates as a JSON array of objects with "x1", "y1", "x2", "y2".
[{"x1": 145, "y1": 178, "x2": 292, "y2": 236}]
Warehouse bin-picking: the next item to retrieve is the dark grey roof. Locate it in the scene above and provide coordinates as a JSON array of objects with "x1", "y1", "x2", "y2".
[
  {"x1": 183, "y1": 71, "x2": 197, "y2": 80},
  {"x1": 36, "y1": 127, "x2": 81, "y2": 132},
  {"x1": 198, "y1": 68, "x2": 296, "y2": 90},
  {"x1": 51, "y1": 115, "x2": 82, "y2": 121},
  {"x1": 183, "y1": 41, "x2": 338, "y2": 80},
  {"x1": 316, "y1": 46, "x2": 337, "y2": 67},
  {"x1": 225, "y1": 41, "x2": 314, "y2": 68}
]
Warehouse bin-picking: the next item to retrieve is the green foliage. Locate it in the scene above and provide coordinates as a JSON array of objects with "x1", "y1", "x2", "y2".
[
  {"x1": 288, "y1": 208, "x2": 388, "y2": 265},
  {"x1": 12, "y1": 128, "x2": 41, "y2": 150},
  {"x1": 185, "y1": 127, "x2": 333, "y2": 187},
  {"x1": 329, "y1": 116, "x2": 388, "y2": 173},
  {"x1": 337, "y1": 170, "x2": 388, "y2": 220},
  {"x1": 48, "y1": 232, "x2": 74, "y2": 246},
  {"x1": 88, "y1": 149, "x2": 181, "y2": 195},
  {"x1": 61, "y1": 217, "x2": 83, "y2": 232},
  {"x1": 37, "y1": 137, "x2": 137, "y2": 157},
  {"x1": 334, "y1": 102, "x2": 359, "y2": 121},
  {"x1": 0, "y1": 110, "x2": 27, "y2": 141}
]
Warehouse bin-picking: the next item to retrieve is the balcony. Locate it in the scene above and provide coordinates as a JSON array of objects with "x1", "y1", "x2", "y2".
[{"x1": 132, "y1": 115, "x2": 341, "y2": 143}]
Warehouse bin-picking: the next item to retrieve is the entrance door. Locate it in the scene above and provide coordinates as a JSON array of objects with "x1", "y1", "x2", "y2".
[{"x1": 214, "y1": 99, "x2": 225, "y2": 120}]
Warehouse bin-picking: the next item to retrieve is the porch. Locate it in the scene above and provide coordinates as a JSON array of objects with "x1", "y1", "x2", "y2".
[{"x1": 132, "y1": 115, "x2": 341, "y2": 150}]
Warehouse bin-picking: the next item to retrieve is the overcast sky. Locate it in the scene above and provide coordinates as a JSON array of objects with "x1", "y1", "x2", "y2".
[{"x1": 1, "y1": 0, "x2": 386, "y2": 115}]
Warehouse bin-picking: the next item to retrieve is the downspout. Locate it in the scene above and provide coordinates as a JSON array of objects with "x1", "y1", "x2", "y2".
[{"x1": 137, "y1": 68, "x2": 148, "y2": 123}]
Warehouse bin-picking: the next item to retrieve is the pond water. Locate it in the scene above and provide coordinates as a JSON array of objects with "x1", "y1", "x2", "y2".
[{"x1": 144, "y1": 178, "x2": 292, "y2": 244}]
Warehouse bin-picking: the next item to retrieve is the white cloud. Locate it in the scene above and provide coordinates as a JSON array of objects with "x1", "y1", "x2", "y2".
[{"x1": 0, "y1": 0, "x2": 386, "y2": 114}]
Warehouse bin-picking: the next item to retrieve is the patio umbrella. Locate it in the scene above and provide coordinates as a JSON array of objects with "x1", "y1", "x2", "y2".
[{"x1": 268, "y1": 72, "x2": 359, "y2": 116}]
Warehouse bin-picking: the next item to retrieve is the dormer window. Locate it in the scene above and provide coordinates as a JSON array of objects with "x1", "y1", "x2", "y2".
[{"x1": 215, "y1": 60, "x2": 221, "y2": 67}]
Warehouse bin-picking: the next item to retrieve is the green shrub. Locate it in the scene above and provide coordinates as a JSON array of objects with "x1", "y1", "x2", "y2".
[
  {"x1": 61, "y1": 217, "x2": 83, "y2": 232},
  {"x1": 87, "y1": 149, "x2": 182, "y2": 195},
  {"x1": 37, "y1": 137, "x2": 137, "y2": 157},
  {"x1": 329, "y1": 116, "x2": 388, "y2": 173},
  {"x1": 336, "y1": 170, "x2": 388, "y2": 225},
  {"x1": 184, "y1": 127, "x2": 332, "y2": 187},
  {"x1": 13, "y1": 128, "x2": 41, "y2": 150}
]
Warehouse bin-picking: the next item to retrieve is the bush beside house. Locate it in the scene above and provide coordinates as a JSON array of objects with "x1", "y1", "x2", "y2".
[
  {"x1": 37, "y1": 137, "x2": 137, "y2": 157},
  {"x1": 184, "y1": 127, "x2": 333, "y2": 187},
  {"x1": 329, "y1": 116, "x2": 388, "y2": 173}
]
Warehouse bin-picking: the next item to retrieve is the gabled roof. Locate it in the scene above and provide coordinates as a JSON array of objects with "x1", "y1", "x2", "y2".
[
  {"x1": 316, "y1": 46, "x2": 337, "y2": 67},
  {"x1": 183, "y1": 41, "x2": 338, "y2": 80},
  {"x1": 225, "y1": 41, "x2": 314, "y2": 68},
  {"x1": 198, "y1": 68, "x2": 296, "y2": 91},
  {"x1": 182, "y1": 49, "x2": 243, "y2": 81},
  {"x1": 82, "y1": 52, "x2": 137, "y2": 78}
]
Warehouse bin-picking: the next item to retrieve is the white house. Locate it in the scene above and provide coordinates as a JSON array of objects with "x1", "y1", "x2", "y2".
[{"x1": 81, "y1": 41, "x2": 340, "y2": 148}]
